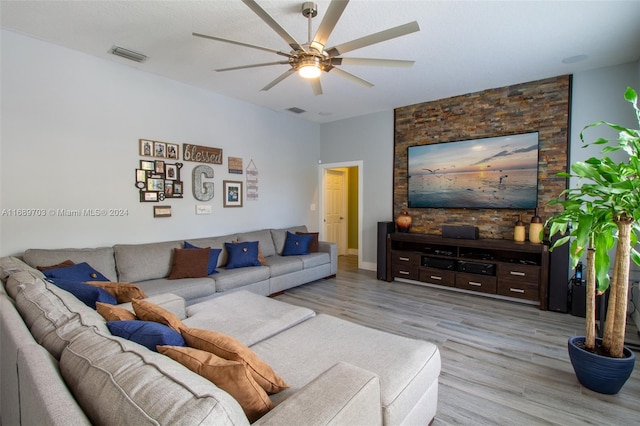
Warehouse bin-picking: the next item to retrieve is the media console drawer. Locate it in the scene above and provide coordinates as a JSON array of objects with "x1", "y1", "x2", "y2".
[
  {"x1": 420, "y1": 267, "x2": 455, "y2": 287},
  {"x1": 391, "y1": 251, "x2": 420, "y2": 280},
  {"x1": 498, "y1": 263, "x2": 540, "y2": 284},
  {"x1": 498, "y1": 280, "x2": 539, "y2": 301},
  {"x1": 455, "y1": 272, "x2": 497, "y2": 294}
]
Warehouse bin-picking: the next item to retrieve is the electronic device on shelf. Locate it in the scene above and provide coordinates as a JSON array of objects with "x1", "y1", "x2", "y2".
[
  {"x1": 460, "y1": 251, "x2": 494, "y2": 260},
  {"x1": 422, "y1": 256, "x2": 457, "y2": 270},
  {"x1": 457, "y1": 261, "x2": 496, "y2": 276}
]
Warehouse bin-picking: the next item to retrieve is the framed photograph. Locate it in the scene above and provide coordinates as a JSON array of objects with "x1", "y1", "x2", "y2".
[
  {"x1": 140, "y1": 139, "x2": 154, "y2": 157},
  {"x1": 155, "y1": 160, "x2": 165, "y2": 174},
  {"x1": 154, "y1": 205, "x2": 172, "y2": 218},
  {"x1": 167, "y1": 143, "x2": 179, "y2": 160},
  {"x1": 164, "y1": 180, "x2": 174, "y2": 197},
  {"x1": 174, "y1": 182, "x2": 183, "y2": 195},
  {"x1": 147, "y1": 178, "x2": 164, "y2": 192},
  {"x1": 140, "y1": 160, "x2": 155, "y2": 171},
  {"x1": 165, "y1": 164, "x2": 178, "y2": 180},
  {"x1": 223, "y1": 180, "x2": 243, "y2": 208},
  {"x1": 140, "y1": 191, "x2": 159, "y2": 202},
  {"x1": 154, "y1": 141, "x2": 166, "y2": 158},
  {"x1": 135, "y1": 169, "x2": 147, "y2": 183}
]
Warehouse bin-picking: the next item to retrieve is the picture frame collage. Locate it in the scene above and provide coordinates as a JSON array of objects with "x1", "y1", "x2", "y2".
[{"x1": 137, "y1": 139, "x2": 184, "y2": 203}]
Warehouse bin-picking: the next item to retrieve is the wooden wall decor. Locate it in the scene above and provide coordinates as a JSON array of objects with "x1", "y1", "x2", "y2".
[
  {"x1": 393, "y1": 75, "x2": 571, "y2": 240},
  {"x1": 183, "y1": 144, "x2": 223, "y2": 164}
]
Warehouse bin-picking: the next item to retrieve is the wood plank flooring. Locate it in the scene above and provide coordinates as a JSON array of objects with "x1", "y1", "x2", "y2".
[{"x1": 275, "y1": 255, "x2": 640, "y2": 425}]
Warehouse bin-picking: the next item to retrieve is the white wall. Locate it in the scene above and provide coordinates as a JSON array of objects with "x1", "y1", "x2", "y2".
[
  {"x1": 0, "y1": 30, "x2": 320, "y2": 256},
  {"x1": 319, "y1": 111, "x2": 394, "y2": 268}
]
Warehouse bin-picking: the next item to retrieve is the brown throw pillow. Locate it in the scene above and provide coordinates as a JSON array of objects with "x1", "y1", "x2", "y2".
[
  {"x1": 158, "y1": 346, "x2": 273, "y2": 422},
  {"x1": 296, "y1": 232, "x2": 319, "y2": 252},
  {"x1": 96, "y1": 302, "x2": 137, "y2": 321},
  {"x1": 168, "y1": 248, "x2": 210, "y2": 279},
  {"x1": 36, "y1": 259, "x2": 75, "y2": 271},
  {"x1": 132, "y1": 298, "x2": 186, "y2": 333},
  {"x1": 85, "y1": 281, "x2": 147, "y2": 303},
  {"x1": 181, "y1": 327, "x2": 289, "y2": 394}
]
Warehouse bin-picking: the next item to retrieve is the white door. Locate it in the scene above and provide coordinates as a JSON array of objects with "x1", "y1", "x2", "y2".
[{"x1": 324, "y1": 169, "x2": 348, "y2": 255}]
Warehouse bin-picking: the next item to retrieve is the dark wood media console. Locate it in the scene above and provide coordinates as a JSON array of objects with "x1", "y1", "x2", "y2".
[{"x1": 386, "y1": 233, "x2": 550, "y2": 310}]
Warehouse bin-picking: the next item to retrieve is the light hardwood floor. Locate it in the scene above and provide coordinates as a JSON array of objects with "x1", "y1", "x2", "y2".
[{"x1": 275, "y1": 255, "x2": 640, "y2": 425}]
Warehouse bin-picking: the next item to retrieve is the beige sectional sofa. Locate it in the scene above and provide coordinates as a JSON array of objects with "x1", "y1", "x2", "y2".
[
  {"x1": 21, "y1": 226, "x2": 337, "y2": 305},
  {"x1": 0, "y1": 229, "x2": 441, "y2": 425}
]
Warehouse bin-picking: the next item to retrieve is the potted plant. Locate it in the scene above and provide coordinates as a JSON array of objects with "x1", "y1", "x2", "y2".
[{"x1": 546, "y1": 86, "x2": 640, "y2": 394}]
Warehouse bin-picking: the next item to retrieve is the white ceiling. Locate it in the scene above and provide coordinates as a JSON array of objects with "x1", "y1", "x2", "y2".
[{"x1": 2, "y1": 0, "x2": 639, "y2": 123}]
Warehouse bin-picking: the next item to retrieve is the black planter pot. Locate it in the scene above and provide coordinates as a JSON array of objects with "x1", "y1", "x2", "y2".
[{"x1": 567, "y1": 336, "x2": 636, "y2": 394}]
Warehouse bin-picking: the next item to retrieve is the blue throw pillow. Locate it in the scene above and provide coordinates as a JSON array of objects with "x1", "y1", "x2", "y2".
[
  {"x1": 43, "y1": 262, "x2": 109, "y2": 282},
  {"x1": 48, "y1": 278, "x2": 117, "y2": 309},
  {"x1": 224, "y1": 241, "x2": 261, "y2": 269},
  {"x1": 184, "y1": 241, "x2": 222, "y2": 275},
  {"x1": 107, "y1": 320, "x2": 185, "y2": 352},
  {"x1": 282, "y1": 231, "x2": 313, "y2": 256}
]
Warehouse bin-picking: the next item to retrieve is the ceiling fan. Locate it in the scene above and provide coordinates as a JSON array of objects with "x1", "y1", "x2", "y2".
[{"x1": 193, "y1": 0, "x2": 420, "y2": 95}]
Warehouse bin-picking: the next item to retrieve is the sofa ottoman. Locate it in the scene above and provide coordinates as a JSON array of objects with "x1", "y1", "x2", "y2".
[{"x1": 251, "y1": 314, "x2": 441, "y2": 425}]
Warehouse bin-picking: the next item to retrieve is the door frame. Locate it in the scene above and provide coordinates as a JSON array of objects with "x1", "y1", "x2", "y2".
[{"x1": 318, "y1": 160, "x2": 363, "y2": 269}]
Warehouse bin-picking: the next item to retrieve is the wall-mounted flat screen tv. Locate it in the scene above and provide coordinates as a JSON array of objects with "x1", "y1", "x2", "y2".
[{"x1": 408, "y1": 132, "x2": 539, "y2": 209}]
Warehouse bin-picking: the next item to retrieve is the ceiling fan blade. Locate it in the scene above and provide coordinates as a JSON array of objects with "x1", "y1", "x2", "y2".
[
  {"x1": 311, "y1": 78, "x2": 323, "y2": 96},
  {"x1": 241, "y1": 0, "x2": 306, "y2": 52},
  {"x1": 216, "y1": 61, "x2": 290, "y2": 72},
  {"x1": 331, "y1": 57, "x2": 415, "y2": 67},
  {"x1": 326, "y1": 21, "x2": 420, "y2": 56},
  {"x1": 312, "y1": 0, "x2": 349, "y2": 49},
  {"x1": 328, "y1": 67, "x2": 374, "y2": 88},
  {"x1": 193, "y1": 32, "x2": 291, "y2": 57},
  {"x1": 261, "y1": 68, "x2": 296, "y2": 91}
]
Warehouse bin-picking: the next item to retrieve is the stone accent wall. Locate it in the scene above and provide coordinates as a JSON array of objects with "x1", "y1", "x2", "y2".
[{"x1": 394, "y1": 75, "x2": 571, "y2": 240}]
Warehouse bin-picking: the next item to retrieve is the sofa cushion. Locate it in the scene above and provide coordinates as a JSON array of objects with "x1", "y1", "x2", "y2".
[
  {"x1": 23, "y1": 247, "x2": 118, "y2": 282},
  {"x1": 85, "y1": 281, "x2": 147, "y2": 303},
  {"x1": 36, "y1": 259, "x2": 75, "y2": 271},
  {"x1": 225, "y1": 242, "x2": 261, "y2": 269},
  {"x1": 296, "y1": 232, "x2": 319, "y2": 252},
  {"x1": 132, "y1": 298, "x2": 186, "y2": 333},
  {"x1": 133, "y1": 277, "x2": 216, "y2": 302},
  {"x1": 262, "y1": 255, "x2": 303, "y2": 277},
  {"x1": 96, "y1": 302, "x2": 137, "y2": 321},
  {"x1": 300, "y1": 252, "x2": 331, "y2": 269},
  {"x1": 42, "y1": 262, "x2": 110, "y2": 282},
  {"x1": 237, "y1": 229, "x2": 277, "y2": 258},
  {"x1": 184, "y1": 241, "x2": 221, "y2": 275},
  {"x1": 186, "y1": 234, "x2": 238, "y2": 268},
  {"x1": 47, "y1": 278, "x2": 117, "y2": 309},
  {"x1": 168, "y1": 248, "x2": 210, "y2": 279},
  {"x1": 60, "y1": 327, "x2": 249, "y2": 425},
  {"x1": 282, "y1": 232, "x2": 313, "y2": 256},
  {"x1": 14, "y1": 276, "x2": 109, "y2": 359},
  {"x1": 113, "y1": 240, "x2": 182, "y2": 283},
  {"x1": 184, "y1": 291, "x2": 315, "y2": 346},
  {"x1": 1, "y1": 256, "x2": 45, "y2": 283},
  {"x1": 107, "y1": 320, "x2": 185, "y2": 352},
  {"x1": 212, "y1": 266, "x2": 270, "y2": 292},
  {"x1": 250, "y1": 314, "x2": 441, "y2": 425},
  {"x1": 270, "y1": 226, "x2": 308, "y2": 255},
  {"x1": 158, "y1": 346, "x2": 273, "y2": 422},
  {"x1": 181, "y1": 327, "x2": 289, "y2": 394}
]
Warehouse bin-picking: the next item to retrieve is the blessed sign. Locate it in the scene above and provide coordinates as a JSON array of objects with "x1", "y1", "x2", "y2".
[{"x1": 182, "y1": 144, "x2": 223, "y2": 164}]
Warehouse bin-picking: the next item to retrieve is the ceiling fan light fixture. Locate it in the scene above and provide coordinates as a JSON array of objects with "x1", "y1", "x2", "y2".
[{"x1": 299, "y1": 64, "x2": 321, "y2": 79}]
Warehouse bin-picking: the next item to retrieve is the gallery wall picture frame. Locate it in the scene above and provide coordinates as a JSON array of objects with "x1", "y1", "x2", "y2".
[
  {"x1": 136, "y1": 162, "x2": 183, "y2": 202},
  {"x1": 223, "y1": 180, "x2": 243, "y2": 208},
  {"x1": 154, "y1": 205, "x2": 172, "y2": 218},
  {"x1": 166, "y1": 143, "x2": 179, "y2": 159}
]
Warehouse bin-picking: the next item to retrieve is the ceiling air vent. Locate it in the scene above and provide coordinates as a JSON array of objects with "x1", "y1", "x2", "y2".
[
  {"x1": 109, "y1": 46, "x2": 148, "y2": 63},
  {"x1": 286, "y1": 107, "x2": 306, "y2": 114}
]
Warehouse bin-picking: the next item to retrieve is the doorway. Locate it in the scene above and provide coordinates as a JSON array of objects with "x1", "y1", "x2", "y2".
[{"x1": 319, "y1": 161, "x2": 363, "y2": 269}]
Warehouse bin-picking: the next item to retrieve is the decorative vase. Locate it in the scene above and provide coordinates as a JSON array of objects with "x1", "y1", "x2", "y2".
[
  {"x1": 529, "y1": 210, "x2": 543, "y2": 243},
  {"x1": 513, "y1": 215, "x2": 526, "y2": 242},
  {"x1": 396, "y1": 211, "x2": 412, "y2": 233},
  {"x1": 567, "y1": 336, "x2": 636, "y2": 394}
]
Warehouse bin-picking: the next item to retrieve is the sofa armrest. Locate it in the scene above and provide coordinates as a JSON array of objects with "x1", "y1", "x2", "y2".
[
  {"x1": 317, "y1": 241, "x2": 337, "y2": 276},
  {"x1": 254, "y1": 362, "x2": 381, "y2": 426},
  {"x1": 118, "y1": 293, "x2": 187, "y2": 320}
]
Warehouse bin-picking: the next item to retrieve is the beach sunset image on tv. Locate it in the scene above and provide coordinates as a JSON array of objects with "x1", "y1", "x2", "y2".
[{"x1": 408, "y1": 132, "x2": 539, "y2": 209}]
